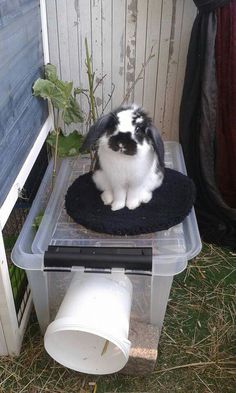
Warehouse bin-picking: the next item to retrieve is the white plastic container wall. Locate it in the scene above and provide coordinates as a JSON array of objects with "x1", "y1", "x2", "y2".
[{"x1": 11, "y1": 142, "x2": 202, "y2": 368}]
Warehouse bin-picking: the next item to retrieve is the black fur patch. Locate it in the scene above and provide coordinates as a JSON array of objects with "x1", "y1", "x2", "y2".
[
  {"x1": 94, "y1": 156, "x2": 100, "y2": 170},
  {"x1": 105, "y1": 112, "x2": 119, "y2": 136},
  {"x1": 134, "y1": 127, "x2": 146, "y2": 144},
  {"x1": 108, "y1": 132, "x2": 137, "y2": 155},
  {"x1": 132, "y1": 107, "x2": 152, "y2": 129},
  {"x1": 131, "y1": 107, "x2": 152, "y2": 145},
  {"x1": 80, "y1": 112, "x2": 119, "y2": 152}
]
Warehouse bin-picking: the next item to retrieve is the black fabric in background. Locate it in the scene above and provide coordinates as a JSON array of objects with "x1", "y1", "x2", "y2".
[
  {"x1": 193, "y1": 0, "x2": 230, "y2": 13},
  {"x1": 180, "y1": 0, "x2": 236, "y2": 248}
]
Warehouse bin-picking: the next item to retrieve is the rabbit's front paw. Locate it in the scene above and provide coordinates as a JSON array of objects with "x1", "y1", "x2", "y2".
[
  {"x1": 126, "y1": 198, "x2": 141, "y2": 210},
  {"x1": 101, "y1": 190, "x2": 113, "y2": 205},
  {"x1": 111, "y1": 200, "x2": 126, "y2": 211},
  {"x1": 141, "y1": 191, "x2": 152, "y2": 204}
]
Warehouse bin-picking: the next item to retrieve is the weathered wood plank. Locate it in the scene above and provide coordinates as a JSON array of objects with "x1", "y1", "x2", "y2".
[
  {"x1": 45, "y1": 0, "x2": 61, "y2": 75},
  {"x1": 171, "y1": 0, "x2": 197, "y2": 140},
  {"x1": 0, "y1": 0, "x2": 47, "y2": 207},
  {"x1": 161, "y1": 0, "x2": 185, "y2": 140},
  {"x1": 142, "y1": 0, "x2": 163, "y2": 119},
  {"x1": 112, "y1": 0, "x2": 126, "y2": 107},
  {"x1": 76, "y1": 0, "x2": 92, "y2": 132},
  {"x1": 124, "y1": 0, "x2": 138, "y2": 104},
  {"x1": 46, "y1": 0, "x2": 197, "y2": 140},
  {"x1": 65, "y1": 0, "x2": 82, "y2": 133},
  {"x1": 91, "y1": 0, "x2": 103, "y2": 115},
  {"x1": 133, "y1": 0, "x2": 148, "y2": 107},
  {"x1": 154, "y1": 0, "x2": 173, "y2": 133},
  {"x1": 101, "y1": 0, "x2": 112, "y2": 112},
  {"x1": 56, "y1": 0, "x2": 70, "y2": 81},
  {"x1": 66, "y1": 0, "x2": 81, "y2": 88}
]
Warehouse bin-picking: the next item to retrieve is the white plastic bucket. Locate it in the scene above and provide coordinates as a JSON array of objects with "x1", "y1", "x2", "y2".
[{"x1": 44, "y1": 273, "x2": 133, "y2": 374}]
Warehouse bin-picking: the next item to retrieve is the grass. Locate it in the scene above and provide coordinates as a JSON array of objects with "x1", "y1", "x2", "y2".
[
  {"x1": 4, "y1": 235, "x2": 27, "y2": 312},
  {"x1": 0, "y1": 243, "x2": 235, "y2": 393}
]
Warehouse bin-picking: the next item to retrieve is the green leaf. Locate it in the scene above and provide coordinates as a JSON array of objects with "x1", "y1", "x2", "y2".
[
  {"x1": 46, "y1": 131, "x2": 84, "y2": 157},
  {"x1": 3, "y1": 235, "x2": 18, "y2": 250},
  {"x1": 63, "y1": 96, "x2": 83, "y2": 125},
  {"x1": 74, "y1": 87, "x2": 85, "y2": 95},
  {"x1": 32, "y1": 78, "x2": 54, "y2": 99},
  {"x1": 32, "y1": 211, "x2": 44, "y2": 231},
  {"x1": 45, "y1": 63, "x2": 58, "y2": 82},
  {"x1": 45, "y1": 65, "x2": 72, "y2": 98},
  {"x1": 54, "y1": 80, "x2": 73, "y2": 98},
  {"x1": 32, "y1": 79, "x2": 66, "y2": 109},
  {"x1": 33, "y1": 79, "x2": 63, "y2": 109},
  {"x1": 33, "y1": 63, "x2": 84, "y2": 126}
]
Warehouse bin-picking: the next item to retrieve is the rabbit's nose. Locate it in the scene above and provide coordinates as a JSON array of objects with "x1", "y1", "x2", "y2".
[{"x1": 118, "y1": 143, "x2": 125, "y2": 153}]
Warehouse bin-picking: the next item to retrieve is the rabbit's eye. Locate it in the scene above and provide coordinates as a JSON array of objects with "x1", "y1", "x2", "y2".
[
  {"x1": 135, "y1": 126, "x2": 144, "y2": 135},
  {"x1": 135, "y1": 127, "x2": 145, "y2": 143}
]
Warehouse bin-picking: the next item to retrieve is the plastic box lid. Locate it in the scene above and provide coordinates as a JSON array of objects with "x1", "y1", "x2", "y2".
[{"x1": 28, "y1": 142, "x2": 201, "y2": 276}]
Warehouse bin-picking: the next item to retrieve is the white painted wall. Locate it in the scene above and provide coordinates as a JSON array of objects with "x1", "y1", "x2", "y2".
[{"x1": 46, "y1": 0, "x2": 197, "y2": 140}]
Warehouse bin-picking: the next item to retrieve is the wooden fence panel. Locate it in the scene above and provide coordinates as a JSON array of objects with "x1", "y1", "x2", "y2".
[{"x1": 46, "y1": 0, "x2": 197, "y2": 140}]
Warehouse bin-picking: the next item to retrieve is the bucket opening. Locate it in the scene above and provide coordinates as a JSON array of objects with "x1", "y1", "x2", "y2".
[
  {"x1": 45, "y1": 328, "x2": 130, "y2": 374},
  {"x1": 44, "y1": 273, "x2": 132, "y2": 374}
]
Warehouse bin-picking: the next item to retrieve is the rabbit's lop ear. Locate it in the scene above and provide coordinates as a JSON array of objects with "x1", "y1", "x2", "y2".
[
  {"x1": 146, "y1": 125, "x2": 165, "y2": 170},
  {"x1": 80, "y1": 113, "x2": 116, "y2": 152}
]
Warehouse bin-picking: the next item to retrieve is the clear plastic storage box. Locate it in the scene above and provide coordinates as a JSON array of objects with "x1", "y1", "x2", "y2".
[{"x1": 12, "y1": 142, "x2": 202, "y2": 339}]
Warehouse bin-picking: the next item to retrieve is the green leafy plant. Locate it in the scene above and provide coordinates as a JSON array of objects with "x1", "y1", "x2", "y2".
[
  {"x1": 32, "y1": 64, "x2": 84, "y2": 184},
  {"x1": 46, "y1": 131, "x2": 83, "y2": 157},
  {"x1": 83, "y1": 38, "x2": 114, "y2": 168},
  {"x1": 32, "y1": 43, "x2": 155, "y2": 186},
  {"x1": 32, "y1": 211, "x2": 44, "y2": 231},
  {"x1": 85, "y1": 37, "x2": 96, "y2": 125}
]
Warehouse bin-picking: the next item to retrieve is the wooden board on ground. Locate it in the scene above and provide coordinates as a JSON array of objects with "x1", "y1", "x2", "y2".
[{"x1": 121, "y1": 321, "x2": 159, "y2": 375}]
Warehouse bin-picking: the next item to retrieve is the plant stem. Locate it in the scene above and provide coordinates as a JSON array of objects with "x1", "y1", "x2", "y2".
[
  {"x1": 52, "y1": 126, "x2": 60, "y2": 188},
  {"x1": 120, "y1": 46, "x2": 155, "y2": 106},
  {"x1": 85, "y1": 37, "x2": 96, "y2": 124},
  {"x1": 52, "y1": 107, "x2": 60, "y2": 188},
  {"x1": 153, "y1": 360, "x2": 224, "y2": 374},
  {"x1": 101, "y1": 82, "x2": 115, "y2": 115}
]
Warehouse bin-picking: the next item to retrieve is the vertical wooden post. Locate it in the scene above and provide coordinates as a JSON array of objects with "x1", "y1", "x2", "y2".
[{"x1": 0, "y1": 229, "x2": 21, "y2": 355}]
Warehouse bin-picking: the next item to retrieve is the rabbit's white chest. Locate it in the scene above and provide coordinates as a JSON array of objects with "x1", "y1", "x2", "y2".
[
  {"x1": 83, "y1": 104, "x2": 164, "y2": 210},
  {"x1": 98, "y1": 144, "x2": 155, "y2": 187},
  {"x1": 92, "y1": 132, "x2": 163, "y2": 211}
]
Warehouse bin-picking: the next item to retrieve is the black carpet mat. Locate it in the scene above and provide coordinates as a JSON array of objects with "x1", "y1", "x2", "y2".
[{"x1": 65, "y1": 169, "x2": 196, "y2": 235}]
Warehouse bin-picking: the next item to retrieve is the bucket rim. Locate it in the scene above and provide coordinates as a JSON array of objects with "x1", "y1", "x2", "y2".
[
  {"x1": 44, "y1": 317, "x2": 131, "y2": 358},
  {"x1": 44, "y1": 317, "x2": 131, "y2": 374}
]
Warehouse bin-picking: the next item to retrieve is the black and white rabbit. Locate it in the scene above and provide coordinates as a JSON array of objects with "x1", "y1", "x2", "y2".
[{"x1": 80, "y1": 104, "x2": 165, "y2": 211}]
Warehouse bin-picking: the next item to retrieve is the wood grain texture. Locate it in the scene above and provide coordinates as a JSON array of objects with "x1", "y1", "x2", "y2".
[
  {"x1": 101, "y1": 0, "x2": 112, "y2": 112},
  {"x1": 46, "y1": 0, "x2": 197, "y2": 139},
  {"x1": 0, "y1": 0, "x2": 48, "y2": 207}
]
